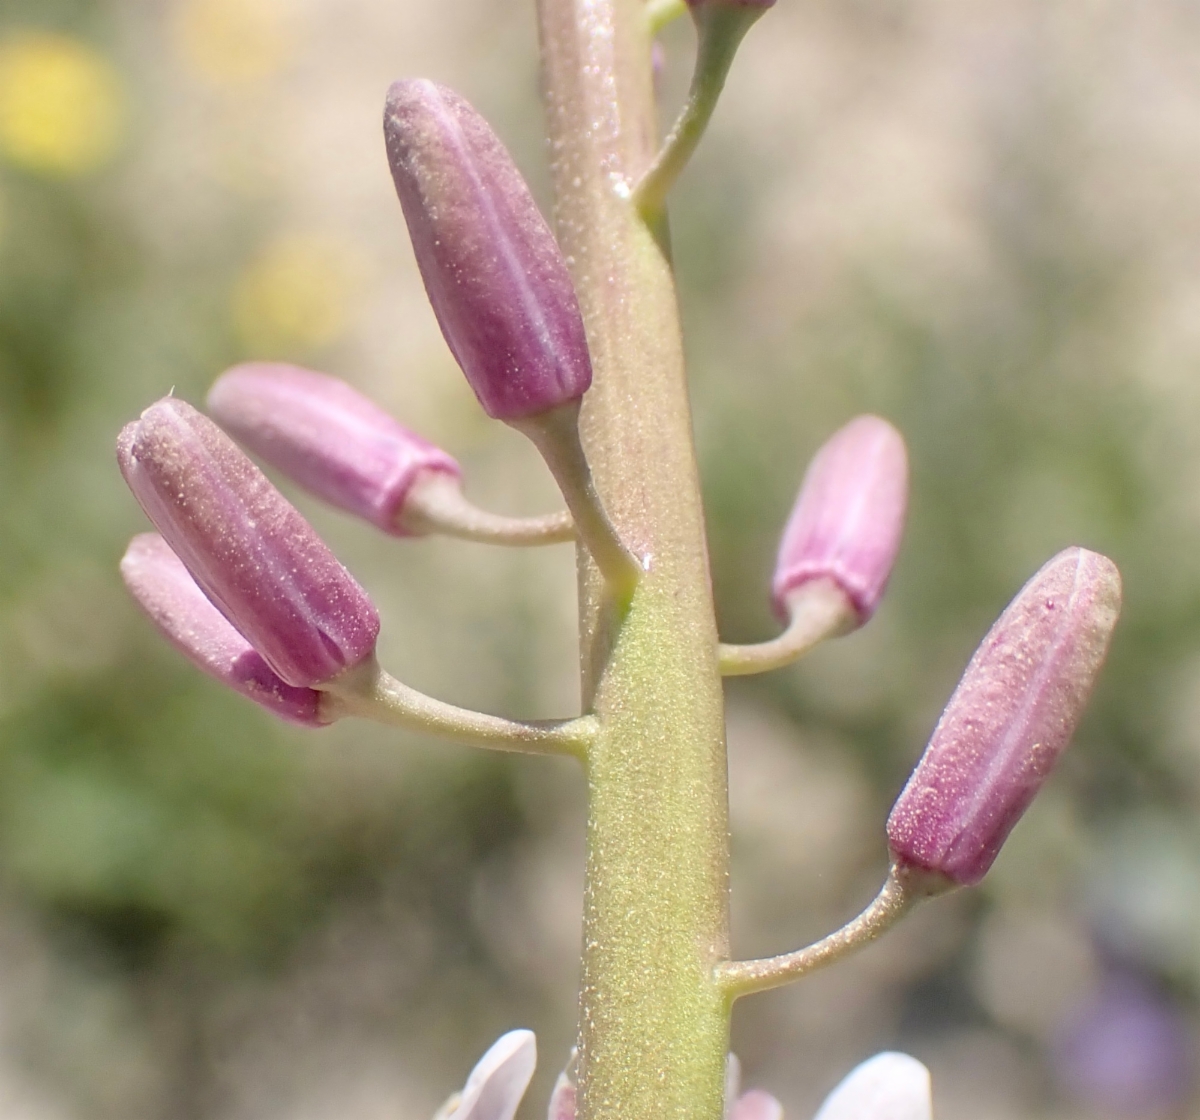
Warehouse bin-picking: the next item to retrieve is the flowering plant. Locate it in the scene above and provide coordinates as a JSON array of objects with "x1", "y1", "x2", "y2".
[{"x1": 115, "y1": 1, "x2": 1121, "y2": 1117}]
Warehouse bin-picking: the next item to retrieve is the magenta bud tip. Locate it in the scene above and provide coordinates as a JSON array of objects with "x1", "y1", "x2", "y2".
[
  {"x1": 384, "y1": 79, "x2": 592, "y2": 421},
  {"x1": 772, "y1": 414, "x2": 908, "y2": 625},
  {"x1": 117, "y1": 396, "x2": 380, "y2": 688},
  {"x1": 887, "y1": 547, "x2": 1122, "y2": 887},
  {"x1": 208, "y1": 363, "x2": 459, "y2": 536},
  {"x1": 121, "y1": 534, "x2": 328, "y2": 726}
]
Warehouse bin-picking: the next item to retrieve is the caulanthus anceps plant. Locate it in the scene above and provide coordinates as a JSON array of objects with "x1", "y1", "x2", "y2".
[{"x1": 115, "y1": 0, "x2": 1123, "y2": 1117}]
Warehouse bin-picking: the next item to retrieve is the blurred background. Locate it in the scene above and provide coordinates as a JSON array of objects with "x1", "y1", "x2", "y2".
[{"x1": 0, "y1": 0, "x2": 1197, "y2": 1116}]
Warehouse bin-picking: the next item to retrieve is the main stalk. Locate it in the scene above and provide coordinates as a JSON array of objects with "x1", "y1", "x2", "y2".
[{"x1": 535, "y1": 3, "x2": 732, "y2": 1119}]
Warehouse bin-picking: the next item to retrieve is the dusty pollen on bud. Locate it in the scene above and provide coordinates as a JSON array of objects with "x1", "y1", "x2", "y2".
[
  {"x1": 208, "y1": 362, "x2": 460, "y2": 536},
  {"x1": 121, "y1": 533, "x2": 328, "y2": 726},
  {"x1": 772, "y1": 415, "x2": 908, "y2": 625},
  {"x1": 117, "y1": 397, "x2": 380, "y2": 689},
  {"x1": 886, "y1": 547, "x2": 1122, "y2": 887},
  {"x1": 384, "y1": 78, "x2": 592, "y2": 422}
]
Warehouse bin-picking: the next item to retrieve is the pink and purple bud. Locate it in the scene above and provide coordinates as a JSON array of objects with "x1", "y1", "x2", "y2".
[
  {"x1": 772, "y1": 415, "x2": 908, "y2": 625},
  {"x1": 121, "y1": 534, "x2": 327, "y2": 726},
  {"x1": 887, "y1": 547, "x2": 1122, "y2": 887},
  {"x1": 117, "y1": 397, "x2": 380, "y2": 688},
  {"x1": 384, "y1": 79, "x2": 592, "y2": 421},
  {"x1": 207, "y1": 363, "x2": 459, "y2": 536}
]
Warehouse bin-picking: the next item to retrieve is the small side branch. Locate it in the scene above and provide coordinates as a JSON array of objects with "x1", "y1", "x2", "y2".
[
  {"x1": 719, "y1": 578, "x2": 853, "y2": 676},
  {"x1": 514, "y1": 404, "x2": 642, "y2": 602},
  {"x1": 399, "y1": 471, "x2": 576, "y2": 546},
  {"x1": 323, "y1": 658, "x2": 596, "y2": 759},
  {"x1": 634, "y1": 6, "x2": 763, "y2": 220},
  {"x1": 714, "y1": 863, "x2": 953, "y2": 1000}
]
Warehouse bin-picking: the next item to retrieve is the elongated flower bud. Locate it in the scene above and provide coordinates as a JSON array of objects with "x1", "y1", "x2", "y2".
[
  {"x1": 121, "y1": 534, "x2": 327, "y2": 726},
  {"x1": 887, "y1": 548, "x2": 1122, "y2": 887},
  {"x1": 772, "y1": 415, "x2": 908, "y2": 624},
  {"x1": 208, "y1": 363, "x2": 460, "y2": 536},
  {"x1": 117, "y1": 397, "x2": 379, "y2": 688},
  {"x1": 384, "y1": 79, "x2": 592, "y2": 421}
]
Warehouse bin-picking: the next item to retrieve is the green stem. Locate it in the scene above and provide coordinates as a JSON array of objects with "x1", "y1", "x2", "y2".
[
  {"x1": 536, "y1": 1, "x2": 731, "y2": 1118},
  {"x1": 513, "y1": 403, "x2": 642, "y2": 601},
  {"x1": 719, "y1": 578, "x2": 853, "y2": 676},
  {"x1": 645, "y1": 0, "x2": 687, "y2": 35},
  {"x1": 634, "y1": 5, "x2": 763, "y2": 221},
  {"x1": 715, "y1": 863, "x2": 953, "y2": 999},
  {"x1": 323, "y1": 657, "x2": 594, "y2": 758},
  {"x1": 398, "y1": 470, "x2": 576, "y2": 546}
]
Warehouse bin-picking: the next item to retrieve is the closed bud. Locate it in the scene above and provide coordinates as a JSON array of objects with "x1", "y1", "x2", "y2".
[
  {"x1": 772, "y1": 415, "x2": 908, "y2": 625},
  {"x1": 887, "y1": 547, "x2": 1121, "y2": 887},
  {"x1": 121, "y1": 534, "x2": 327, "y2": 726},
  {"x1": 384, "y1": 79, "x2": 592, "y2": 421},
  {"x1": 208, "y1": 363, "x2": 460, "y2": 536},
  {"x1": 117, "y1": 397, "x2": 380, "y2": 688}
]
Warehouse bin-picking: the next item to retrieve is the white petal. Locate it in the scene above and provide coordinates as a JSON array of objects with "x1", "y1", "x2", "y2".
[
  {"x1": 811, "y1": 1053, "x2": 931, "y2": 1120},
  {"x1": 724, "y1": 1054, "x2": 743, "y2": 1120},
  {"x1": 451, "y1": 1030, "x2": 537, "y2": 1120},
  {"x1": 733, "y1": 1089, "x2": 785, "y2": 1120}
]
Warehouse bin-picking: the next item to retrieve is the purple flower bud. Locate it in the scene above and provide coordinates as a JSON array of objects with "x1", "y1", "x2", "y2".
[
  {"x1": 117, "y1": 397, "x2": 380, "y2": 688},
  {"x1": 121, "y1": 534, "x2": 327, "y2": 726},
  {"x1": 772, "y1": 415, "x2": 908, "y2": 625},
  {"x1": 384, "y1": 79, "x2": 592, "y2": 421},
  {"x1": 887, "y1": 548, "x2": 1122, "y2": 887},
  {"x1": 207, "y1": 362, "x2": 460, "y2": 536}
]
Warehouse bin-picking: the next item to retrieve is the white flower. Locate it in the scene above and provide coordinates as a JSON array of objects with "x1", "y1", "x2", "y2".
[
  {"x1": 432, "y1": 1030, "x2": 536, "y2": 1120},
  {"x1": 432, "y1": 1034, "x2": 931, "y2": 1120},
  {"x1": 809, "y1": 1053, "x2": 931, "y2": 1120},
  {"x1": 730, "y1": 1050, "x2": 932, "y2": 1120}
]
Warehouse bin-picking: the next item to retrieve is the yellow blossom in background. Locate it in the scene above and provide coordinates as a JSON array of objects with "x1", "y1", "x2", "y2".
[
  {"x1": 233, "y1": 234, "x2": 364, "y2": 355},
  {"x1": 174, "y1": 0, "x2": 295, "y2": 85},
  {"x1": 0, "y1": 32, "x2": 124, "y2": 177}
]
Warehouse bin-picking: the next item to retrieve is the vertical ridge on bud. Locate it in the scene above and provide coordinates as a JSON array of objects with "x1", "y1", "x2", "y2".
[
  {"x1": 117, "y1": 397, "x2": 380, "y2": 688},
  {"x1": 887, "y1": 547, "x2": 1122, "y2": 887},
  {"x1": 772, "y1": 415, "x2": 908, "y2": 624},
  {"x1": 384, "y1": 79, "x2": 592, "y2": 421},
  {"x1": 208, "y1": 362, "x2": 460, "y2": 536},
  {"x1": 121, "y1": 534, "x2": 327, "y2": 726}
]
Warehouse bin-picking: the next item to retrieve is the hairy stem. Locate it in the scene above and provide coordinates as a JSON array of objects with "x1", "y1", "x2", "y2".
[
  {"x1": 719, "y1": 578, "x2": 853, "y2": 676},
  {"x1": 514, "y1": 403, "x2": 642, "y2": 599},
  {"x1": 537, "y1": 1, "x2": 732, "y2": 1118},
  {"x1": 635, "y1": 6, "x2": 762, "y2": 221},
  {"x1": 323, "y1": 658, "x2": 594, "y2": 757},
  {"x1": 715, "y1": 864, "x2": 953, "y2": 999},
  {"x1": 399, "y1": 471, "x2": 576, "y2": 546}
]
